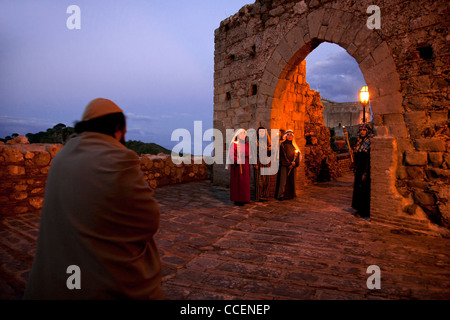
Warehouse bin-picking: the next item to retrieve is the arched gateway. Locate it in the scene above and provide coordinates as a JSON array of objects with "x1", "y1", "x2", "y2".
[{"x1": 213, "y1": 0, "x2": 449, "y2": 232}]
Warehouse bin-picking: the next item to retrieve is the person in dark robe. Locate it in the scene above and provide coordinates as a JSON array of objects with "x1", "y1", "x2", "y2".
[
  {"x1": 276, "y1": 129, "x2": 301, "y2": 201},
  {"x1": 254, "y1": 126, "x2": 272, "y2": 201},
  {"x1": 227, "y1": 129, "x2": 251, "y2": 206},
  {"x1": 351, "y1": 123, "x2": 372, "y2": 221}
]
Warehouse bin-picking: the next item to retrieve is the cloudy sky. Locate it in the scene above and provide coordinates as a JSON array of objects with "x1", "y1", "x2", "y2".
[{"x1": 0, "y1": 0, "x2": 365, "y2": 150}]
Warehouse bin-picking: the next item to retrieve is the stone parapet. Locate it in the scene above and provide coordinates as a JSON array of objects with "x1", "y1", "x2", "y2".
[{"x1": 0, "y1": 143, "x2": 208, "y2": 216}]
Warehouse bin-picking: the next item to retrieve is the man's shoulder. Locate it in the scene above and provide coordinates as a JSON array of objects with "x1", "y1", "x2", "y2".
[{"x1": 71, "y1": 132, "x2": 140, "y2": 161}]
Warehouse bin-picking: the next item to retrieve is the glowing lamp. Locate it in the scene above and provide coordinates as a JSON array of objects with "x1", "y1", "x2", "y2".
[{"x1": 359, "y1": 86, "x2": 370, "y2": 123}]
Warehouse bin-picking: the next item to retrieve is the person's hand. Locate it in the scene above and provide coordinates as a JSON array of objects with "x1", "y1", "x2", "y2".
[
  {"x1": 291, "y1": 161, "x2": 295, "y2": 166},
  {"x1": 362, "y1": 173, "x2": 368, "y2": 182},
  {"x1": 253, "y1": 164, "x2": 259, "y2": 169}
]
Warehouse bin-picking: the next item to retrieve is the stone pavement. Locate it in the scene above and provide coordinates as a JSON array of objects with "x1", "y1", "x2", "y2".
[{"x1": 1, "y1": 174, "x2": 450, "y2": 300}]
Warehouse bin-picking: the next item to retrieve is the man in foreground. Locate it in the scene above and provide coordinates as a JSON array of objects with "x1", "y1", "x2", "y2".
[{"x1": 24, "y1": 98, "x2": 164, "y2": 299}]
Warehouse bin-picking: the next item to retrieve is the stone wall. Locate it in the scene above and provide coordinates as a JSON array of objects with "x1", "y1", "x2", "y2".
[
  {"x1": 322, "y1": 99, "x2": 370, "y2": 130},
  {"x1": 213, "y1": 0, "x2": 449, "y2": 230},
  {"x1": 303, "y1": 90, "x2": 339, "y2": 183},
  {"x1": 0, "y1": 142, "x2": 62, "y2": 216},
  {"x1": 0, "y1": 139, "x2": 208, "y2": 216}
]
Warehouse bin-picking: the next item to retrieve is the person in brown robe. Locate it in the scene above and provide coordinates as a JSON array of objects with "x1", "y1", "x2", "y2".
[
  {"x1": 24, "y1": 98, "x2": 164, "y2": 300},
  {"x1": 227, "y1": 129, "x2": 251, "y2": 206},
  {"x1": 276, "y1": 129, "x2": 301, "y2": 201},
  {"x1": 254, "y1": 126, "x2": 272, "y2": 201}
]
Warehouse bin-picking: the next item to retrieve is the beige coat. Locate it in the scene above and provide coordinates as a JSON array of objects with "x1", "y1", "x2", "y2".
[{"x1": 24, "y1": 132, "x2": 164, "y2": 299}]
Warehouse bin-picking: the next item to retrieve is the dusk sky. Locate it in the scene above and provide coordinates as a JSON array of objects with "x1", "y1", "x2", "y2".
[{"x1": 0, "y1": 0, "x2": 365, "y2": 150}]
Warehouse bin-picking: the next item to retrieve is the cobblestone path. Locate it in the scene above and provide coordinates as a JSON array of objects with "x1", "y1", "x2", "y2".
[{"x1": 1, "y1": 174, "x2": 449, "y2": 300}]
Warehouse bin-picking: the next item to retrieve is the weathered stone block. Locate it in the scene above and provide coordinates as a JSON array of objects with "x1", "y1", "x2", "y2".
[
  {"x1": 414, "y1": 191, "x2": 436, "y2": 206},
  {"x1": 293, "y1": 1, "x2": 308, "y2": 15},
  {"x1": 415, "y1": 139, "x2": 446, "y2": 152},
  {"x1": 378, "y1": 72, "x2": 401, "y2": 96},
  {"x1": 24, "y1": 152, "x2": 34, "y2": 160},
  {"x1": 31, "y1": 187, "x2": 45, "y2": 194},
  {"x1": 396, "y1": 166, "x2": 408, "y2": 180},
  {"x1": 444, "y1": 153, "x2": 450, "y2": 167},
  {"x1": 405, "y1": 151, "x2": 428, "y2": 166},
  {"x1": 388, "y1": 124, "x2": 408, "y2": 138},
  {"x1": 29, "y1": 197, "x2": 44, "y2": 210},
  {"x1": 406, "y1": 166, "x2": 424, "y2": 179},
  {"x1": 10, "y1": 192, "x2": 27, "y2": 201},
  {"x1": 396, "y1": 138, "x2": 415, "y2": 154},
  {"x1": 34, "y1": 152, "x2": 51, "y2": 166},
  {"x1": 404, "y1": 111, "x2": 427, "y2": 137},
  {"x1": 14, "y1": 184, "x2": 27, "y2": 192},
  {"x1": 1, "y1": 148, "x2": 24, "y2": 162},
  {"x1": 427, "y1": 168, "x2": 450, "y2": 179},
  {"x1": 307, "y1": 8, "x2": 324, "y2": 38},
  {"x1": 40, "y1": 166, "x2": 50, "y2": 175},
  {"x1": 383, "y1": 113, "x2": 404, "y2": 125},
  {"x1": 407, "y1": 95, "x2": 430, "y2": 110},
  {"x1": 371, "y1": 93, "x2": 404, "y2": 115},
  {"x1": 429, "y1": 111, "x2": 448, "y2": 125},
  {"x1": 429, "y1": 152, "x2": 443, "y2": 168},
  {"x1": 353, "y1": 26, "x2": 371, "y2": 47},
  {"x1": 46, "y1": 145, "x2": 62, "y2": 158},
  {"x1": 437, "y1": 186, "x2": 450, "y2": 224},
  {"x1": 407, "y1": 180, "x2": 429, "y2": 190},
  {"x1": 7, "y1": 166, "x2": 25, "y2": 176},
  {"x1": 370, "y1": 41, "x2": 391, "y2": 64}
]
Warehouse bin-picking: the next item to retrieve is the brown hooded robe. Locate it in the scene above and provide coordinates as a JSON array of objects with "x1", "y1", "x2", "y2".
[{"x1": 24, "y1": 132, "x2": 164, "y2": 299}]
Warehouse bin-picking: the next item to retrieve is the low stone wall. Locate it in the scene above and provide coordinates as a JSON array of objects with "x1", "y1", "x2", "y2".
[
  {"x1": 139, "y1": 154, "x2": 209, "y2": 189},
  {"x1": 0, "y1": 142, "x2": 208, "y2": 216},
  {"x1": 0, "y1": 143, "x2": 62, "y2": 216}
]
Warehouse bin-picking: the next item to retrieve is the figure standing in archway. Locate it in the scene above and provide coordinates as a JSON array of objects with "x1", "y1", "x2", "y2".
[
  {"x1": 227, "y1": 129, "x2": 251, "y2": 206},
  {"x1": 276, "y1": 129, "x2": 301, "y2": 201},
  {"x1": 254, "y1": 126, "x2": 272, "y2": 201},
  {"x1": 351, "y1": 124, "x2": 372, "y2": 221}
]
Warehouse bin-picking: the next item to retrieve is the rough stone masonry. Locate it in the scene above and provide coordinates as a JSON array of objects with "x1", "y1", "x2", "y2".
[{"x1": 212, "y1": 0, "x2": 449, "y2": 230}]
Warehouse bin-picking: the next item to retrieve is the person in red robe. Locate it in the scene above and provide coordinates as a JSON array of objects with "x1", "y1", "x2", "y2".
[{"x1": 227, "y1": 129, "x2": 251, "y2": 206}]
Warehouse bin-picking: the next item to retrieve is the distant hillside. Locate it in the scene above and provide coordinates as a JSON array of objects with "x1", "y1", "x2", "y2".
[
  {"x1": 124, "y1": 140, "x2": 171, "y2": 156},
  {"x1": 1, "y1": 123, "x2": 171, "y2": 155}
]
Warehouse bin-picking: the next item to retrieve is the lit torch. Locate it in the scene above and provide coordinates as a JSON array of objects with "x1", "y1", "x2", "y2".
[{"x1": 288, "y1": 150, "x2": 300, "y2": 176}]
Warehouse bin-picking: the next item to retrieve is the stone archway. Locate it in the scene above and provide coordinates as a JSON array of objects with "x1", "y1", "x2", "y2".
[
  {"x1": 213, "y1": 0, "x2": 449, "y2": 232},
  {"x1": 259, "y1": 8, "x2": 404, "y2": 224}
]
